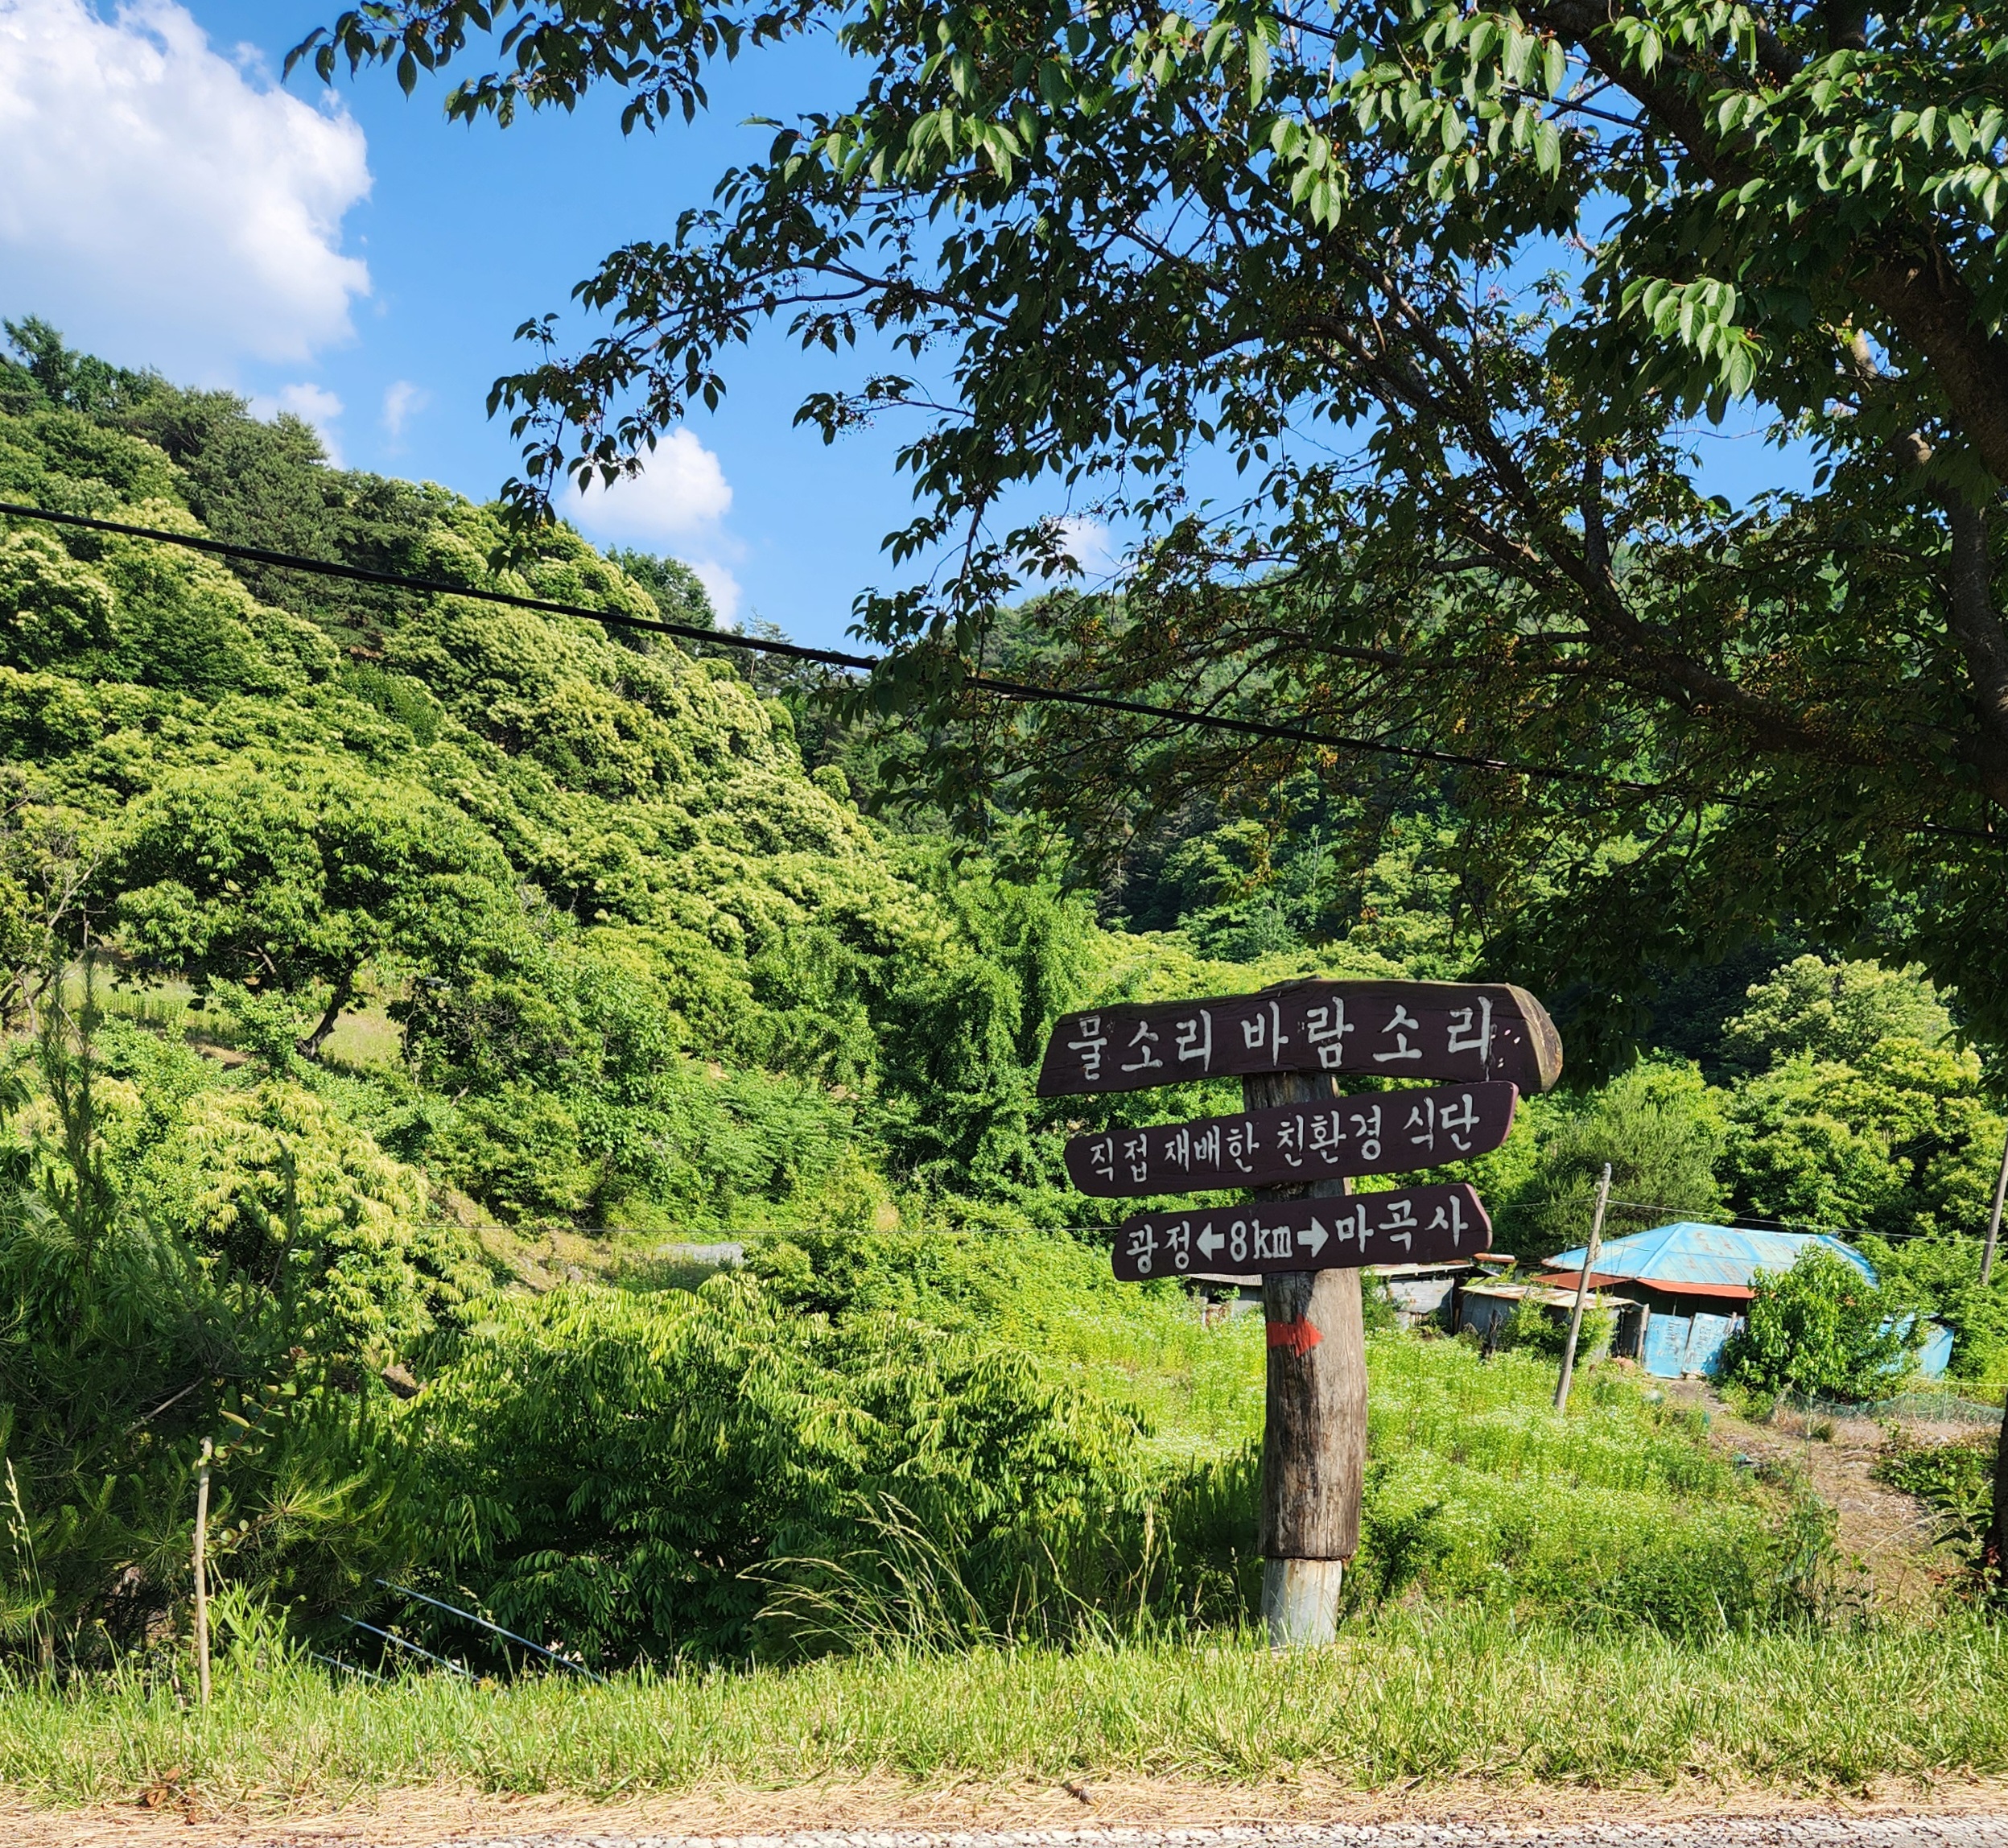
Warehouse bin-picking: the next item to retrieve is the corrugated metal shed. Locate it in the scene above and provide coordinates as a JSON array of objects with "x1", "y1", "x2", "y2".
[
  {"x1": 1535, "y1": 1223, "x2": 1949, "y2": 1381},
  {"x1": 1544, "y1": 1223, "x2": 1875, "y2": 1297}
]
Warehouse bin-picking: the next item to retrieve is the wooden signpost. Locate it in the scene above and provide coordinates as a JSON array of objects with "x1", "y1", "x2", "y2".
[
  {"x1": 1038, "y1": 979, "x2": 1561, "y2": 1098},
  {"x1": 1040, "y1": 978, "x2": 1562, "y2": 1649},
  {"x1": 1066, "y1": 1081, "x2": 1518, "y2": 1197}
]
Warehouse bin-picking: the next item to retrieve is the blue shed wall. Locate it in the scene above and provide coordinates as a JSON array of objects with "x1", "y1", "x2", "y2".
[
  {"x1": 1640, "y1": 1309, "x2": 1743, "y2": 1378},
  {"x1": 1634, "y1": 1306, "x2": 1953, "y2": 1380}
]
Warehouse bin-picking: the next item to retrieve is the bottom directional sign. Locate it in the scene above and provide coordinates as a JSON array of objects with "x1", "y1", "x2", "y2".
[{"x1": 1111, "y1": 1183, "x2": 1491, "y2": 1281}]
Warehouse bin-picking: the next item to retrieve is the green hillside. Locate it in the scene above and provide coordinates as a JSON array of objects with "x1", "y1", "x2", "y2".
[
  {"x1": 2, "y1": 326, "x2": 2006, "y2": 1681},
  {"x1": 2, "y1": 340, "x2": 1394, "y2": 1245}
]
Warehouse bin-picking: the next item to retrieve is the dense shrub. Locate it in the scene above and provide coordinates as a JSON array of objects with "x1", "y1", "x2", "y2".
[
  {"x1": 1721, "y1": 1246, "x2": 1915, "y2": 1400},
  {"x1": 1874, "y1": 1433, "x2": 1996, "y2": 1565},
  {"x1": 1874, "y1": 1433, "x2": 1994, "y2": 1513},
  {"x1": 0, "y1": 1005, "x2": 423, "y2": 1664},
  {"x1": 401, "y1": 1276, "x2": 1165, "y2": 1664},
  {"x1": 1861, "y1": 1233, "x2": 2008, "y2": 1384},
  {"x1": 1501, "y1": 1292, "x2": 1614, "y2": 1360},
  {"x1": 1507, "y1": 1061, "x2": 1726, "y2": 1253}
]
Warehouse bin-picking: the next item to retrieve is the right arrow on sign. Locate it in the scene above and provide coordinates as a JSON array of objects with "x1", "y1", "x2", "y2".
[{"x1": 1110, "y1": 1182, "x2": 1492, "y2": 1281}]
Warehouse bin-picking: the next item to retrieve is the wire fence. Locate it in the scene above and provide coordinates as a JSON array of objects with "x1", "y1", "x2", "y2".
[{"x1": 1776, "y1": 1388, "x2": 2003, "y2": 1426}]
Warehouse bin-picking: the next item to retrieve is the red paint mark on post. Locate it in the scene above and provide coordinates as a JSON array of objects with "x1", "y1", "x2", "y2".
[{"x1": 1266, "y1": 1318, "x2": 1323, "y2": 1355}]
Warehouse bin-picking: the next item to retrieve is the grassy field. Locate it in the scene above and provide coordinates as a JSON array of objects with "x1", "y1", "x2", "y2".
[
  {"x1": 6, "y1": 1612, "x2": 2008, "y2": 1809},
  {"x1": 0, "y1": 1218, "x2": 1964, "y2": 1813}
]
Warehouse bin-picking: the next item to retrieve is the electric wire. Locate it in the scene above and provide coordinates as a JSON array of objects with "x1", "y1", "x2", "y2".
[
  {"x1": 340, "y1": 1616, "x2": 472, "y2": 1677},
  {"x1": 377, "y1": 1577, "x2": 607, "y2": 1681},
  {"x1": 0, "y1": 498, "x2": 1734, "y2": 799}
]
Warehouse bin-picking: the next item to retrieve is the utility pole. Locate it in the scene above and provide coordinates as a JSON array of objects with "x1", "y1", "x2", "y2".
[
  {"x1": 1554, "y1": 1164, "x2": 1614, "y2": 1415},
  {"x1": 1983, "y1": 1124, "x2": 2008, "y2": 1584},
  {"x1": 1981, "y1": 1123, "x2": 2008, "y2": 1289},
  {"x1": 1247, "y1": 1069, "x2": 1366, "y2": 1649},
  {"x1": 193, "y1": 1438, "x2": 212, "y2": 1709}
]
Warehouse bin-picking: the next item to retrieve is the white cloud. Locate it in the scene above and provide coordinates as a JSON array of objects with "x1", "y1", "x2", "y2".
[
  {"x1": 1055, "y1": 516, "x2": 1118, "y2": 578},
  {"x1": 249, "y1": 381, "x2": 344, "y2": 462},
  {"x1": 568, "y1": 430, "x2": 734, "y2": 540},
  {"x1": 568, "y1": 429, "x2": 742, "y2": 623},
  {"x1": 381, "y1": 379, "x2": 428, "y2": 441},
  {"x1": 686, "y1": 558, "x2": 742, "y2": 628},
  {"x1": 0, "y1": 0, "x2": 371, "y2": 374}
]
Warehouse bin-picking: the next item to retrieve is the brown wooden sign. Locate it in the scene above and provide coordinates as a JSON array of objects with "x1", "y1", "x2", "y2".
[
  {"x1": 1039, "y1": 980, "x2": 1561, "y2": 1099},
  {"x1": 1065, "y1": 1080, "x2": 1518, "y2": 1198},
  {"x1": 1110, "y1": 1182, "x2": 1492, "y2": 1281}
]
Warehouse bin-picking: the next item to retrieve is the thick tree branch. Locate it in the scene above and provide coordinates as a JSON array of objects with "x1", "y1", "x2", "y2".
[
  {"x1": 1531, "y1": 0, "x2": 2008, "y2": 487},
  {"x1": 1945, "y1": 500, "x2": 2008, "y2": 802},
  {"x1": 299, "y1": 963, "x2": 357, "y2": 1062}
]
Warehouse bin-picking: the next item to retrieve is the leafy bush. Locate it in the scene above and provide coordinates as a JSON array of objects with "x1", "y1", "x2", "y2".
[
  {"x1": 131, "y1": 1079, "x2": 490, "y2": 1366},
  {"x1": 1858, "y1": 1233, "x2": 2008, "y2": 1384},
  {"x1": 402, "y1": 1276, "x2": 1170, "y2": 1665},
  {"x1": 0, "y1": 998, "x2": 422, "y2": 1667},
  {"x1": 1721, "y1": 1246, "x2": 1915, "y2": 1401},
  {"x1": 1874, "y1": 1433, "x2": 1995, "y2": 1566},
  {"x1": 1874, "y1": 1434, "x2": 1994, "y2": 1514},
  {"x1": 1502, "y1": 1291, "x2": 1614, "y2": 1360},
  {"x1": 1508, "y1": 1061, "x2": 1725, "y2": 1252}
]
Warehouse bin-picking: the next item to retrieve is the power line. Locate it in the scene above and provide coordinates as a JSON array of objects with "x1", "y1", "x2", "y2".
[
  {"x1": 0, "y1": 499, "x2": 878, "y2": 669},
  {"x1": 0, "y1": 498, "x2": 1726, "y2": 799},
  {"x1": 1494, "y1": 1194, "x2": 1958, "y2": 1244}
]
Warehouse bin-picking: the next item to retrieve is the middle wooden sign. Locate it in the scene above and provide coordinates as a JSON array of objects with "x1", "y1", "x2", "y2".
[{"x1": 1063, "y1": 1080, "x2": 1519, "y2": 1198}]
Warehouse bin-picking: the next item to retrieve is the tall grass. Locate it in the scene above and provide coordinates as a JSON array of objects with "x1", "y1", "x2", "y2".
[
  {"x1": 618, "y1": 1243, "x2": 1828, "y2": 1647},
  {"x1": 4, "y1": 1611, "x2": 2007, "y2": 1805}
]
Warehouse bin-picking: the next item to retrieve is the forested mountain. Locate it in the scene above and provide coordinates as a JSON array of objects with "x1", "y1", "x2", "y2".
[
  {"x1": 2, "y1": 324, "x2": 2005, "y2": 1671},
  {"x1": 2, "y1": 325, "x2": 1395, "y2": 1239}
]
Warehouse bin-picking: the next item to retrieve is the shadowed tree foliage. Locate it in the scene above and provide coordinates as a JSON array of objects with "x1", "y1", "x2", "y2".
[{"x1": 293, "y1": 0, "x2": 2007, "y2": 1073}]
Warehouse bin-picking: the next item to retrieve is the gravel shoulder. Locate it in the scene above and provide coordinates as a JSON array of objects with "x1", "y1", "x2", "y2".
[{"x1": 11, "y1": 1783, "x2": 2008, "y2": 1848}]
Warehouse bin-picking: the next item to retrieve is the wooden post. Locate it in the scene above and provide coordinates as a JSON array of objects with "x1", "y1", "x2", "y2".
[
  {"x1": 193, "y1": 1438, "x2": 212, "y2": 1710},
  {"x1": 1985, "y1": 1126, "x2": 2008, "y2": 1582},
  {"x1": 1246, "y1": 1070, "x2": 1366, "y2": 1648},
  {"x1": 1981, "y1": 1123, "x2": 2008, "y2": 1289},
  {"x1": 1553, "y1": 1163, "x2": 1613, "y2": 1415},
  {"x1": 1989, "y1": 1380, "x2": 2008, "y2": 1587}
]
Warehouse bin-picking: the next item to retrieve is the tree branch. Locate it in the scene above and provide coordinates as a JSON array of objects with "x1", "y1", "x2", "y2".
[{"x1": 299, "y1": 963, "x2": 357, "y2": 1062}]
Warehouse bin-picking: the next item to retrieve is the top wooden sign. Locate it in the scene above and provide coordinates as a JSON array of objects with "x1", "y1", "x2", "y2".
[{"x1": 1037, "y1": 980, "x2": 1561, "y2": 1098}]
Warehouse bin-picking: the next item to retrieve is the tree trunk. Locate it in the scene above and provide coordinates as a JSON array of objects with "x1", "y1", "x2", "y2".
[
  {"x1": 1988, "y1": 1394, "x2": 2008, "y2": 1590},
  {"x1": 298, "y1": 964, "x2": 357, "y2": 1062},
  {"x1": 1245, "y1": 1069, "x2": 1368, "y2": 1646}
]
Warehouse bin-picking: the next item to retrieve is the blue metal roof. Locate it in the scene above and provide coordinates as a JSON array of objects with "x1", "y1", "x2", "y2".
[{"x1": 1546, "y1": 1222, "x2": 1876, "y2": 1289}]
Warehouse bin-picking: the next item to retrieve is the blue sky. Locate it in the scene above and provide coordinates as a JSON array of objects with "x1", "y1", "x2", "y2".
[
  {"x1": 0, "y1": 0, "x2": 975, "y2": 646},
  {"x1": 0, "y1": 0, "x2": 1804, "y2": 648}
]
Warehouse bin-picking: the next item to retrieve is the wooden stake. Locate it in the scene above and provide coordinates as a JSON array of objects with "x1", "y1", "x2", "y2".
[
  {"x1": 1554, "y1": 1163, "x2": 1613, "y2": 1415},
  {"x1": 1984, "y1": 1128, "x2": 2008, "y2": 1578},
  {"x1": 193, "y1": 1437, "x2": 212, "y2": 1710},
  {"x1": 1245, "y1": 1070, "x2": 1366, "y2": 1649},
  {"x1": 1981, "y1": 1123, "x2": 2008, "y2": 1289}
]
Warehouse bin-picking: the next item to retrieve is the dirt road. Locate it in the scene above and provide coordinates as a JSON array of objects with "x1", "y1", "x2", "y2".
[
  {"x1": 1668, "y1": 1384, "x2": 1978, "y2": 1611},
  {"x1": 16, "y1": 1813, "x2": 2008, "y2": 1848}
]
